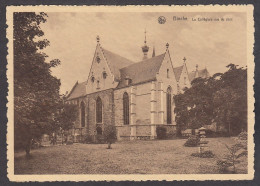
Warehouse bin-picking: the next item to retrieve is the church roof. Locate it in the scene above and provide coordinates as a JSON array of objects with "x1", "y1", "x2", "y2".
[
  {"x1": 101, "y1": 47, "x2": 134, "y2": 81},
  {"x1": 188, "y1": 71, "x2": 196, "y2": 82},
  {"x1": 188, "y1": 68, "x2": 210, "y2": 82},
  {"x1": 173, "y1": 65, "x2": 184, "y2": 82},
  {"x1": 117, "y1": 53, "x2": 166, "y2": 88},
  {"x1": 67, "y1": 81, "x2": 87, "y2": 100}
]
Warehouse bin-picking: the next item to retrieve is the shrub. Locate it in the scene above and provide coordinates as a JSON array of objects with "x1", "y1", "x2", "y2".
[
  {"x1": 217, "y1": 133, "x2": 248, "y2": 174},
  {"x1": 184, "y1": 135, "x2": 200, "y2": 147},
  {"x1": 103, "y1": 125, "x2": 117, "y2": 149},
  {"x1": 191, "y1": 150, "x2": 215, "y2": 158},
  {"x1": 204, "y1": 129, "x2": 219, "y2": 138},
  {"x1": 238, "y1": 131, "x2": 247, "y2": 140},
  {"x1": 166, "y1": 130, "x2": 176, "y2": 139},
  {"x1": 83, "y1": 134, "x2": 94, "y2": 144},
  {"x1": 66, "y1": 140, "x2": 73, "y2": 145},
  {"x1": 96, "y1": 134, "x2": 106, "y2": 144},
  {"x1": 156, "y1": 126, "x2": 167, "y2": 139},
  {"x1": 217, "y1": 160, "x2": 233, "y2": 173}
]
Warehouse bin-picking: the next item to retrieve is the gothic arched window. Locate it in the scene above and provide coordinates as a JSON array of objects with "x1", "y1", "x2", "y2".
[
  {"x1": 96, "y1": 56, "x2": 101, "y2": 63},
  {"x1": 80, "y1": 101, "x2": 85, "y2": 127},
  {"x1": 166, "y1": 87, "x2": 172, "y2": 124},
  {"x1": 97, "y1": 80, "x2": 100, "y2": 89},
  {"x1": 96, "y1": 97, "x2": 102, "y2": 123},
  {"x1": 91, "y1": 76, "x2": 95, "y2": 83},
  {"x1": 103, "y1": 71, "x2": 107, "y2": 79},
  {"x1": 123, "y1": 92, "x2": 130, "y2": 125},
  {"x1": 167, "y1": 69, "x2": 170, "y2": 78}
]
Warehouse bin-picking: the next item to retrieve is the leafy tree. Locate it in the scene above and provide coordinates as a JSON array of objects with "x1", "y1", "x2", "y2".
[
  {"x1": 54, "y1": 102, "x2": 78, "y2": 131},
  {"x1": 14, "y1": 12, "x2": 61, "y2": 155},
  {"x1": 103, "y1": 125, "x2": 117, "y2": 149},
  {"x1": 212, "y1": 64, "x2": 247, "y2": 135},
  {"x1": 174, "y1": 77, "x2": 215, "y2": 135},
  {"x1": 174, "y1": 64, "x2": 247, "y2": 136}
]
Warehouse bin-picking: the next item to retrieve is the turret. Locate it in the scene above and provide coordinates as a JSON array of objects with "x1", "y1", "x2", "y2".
[{"x1": 141, "y1": 29, "x2": 149, "y2": 60}]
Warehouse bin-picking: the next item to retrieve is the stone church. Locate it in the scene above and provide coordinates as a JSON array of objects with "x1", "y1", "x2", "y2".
[{"x1": 66, "y1": 34, "x2": 209, "y2": 140}]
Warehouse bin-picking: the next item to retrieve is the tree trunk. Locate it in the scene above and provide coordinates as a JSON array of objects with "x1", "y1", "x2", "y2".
[
  {"x1": 107, "y1": 142, "x2": 112, "y2": 149},
  {"x1": 25, "y1": 138, "x2": 32, "y2": 157}
]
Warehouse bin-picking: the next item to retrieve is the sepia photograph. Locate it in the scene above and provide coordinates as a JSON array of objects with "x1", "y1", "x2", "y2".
[{"x1": 6, "y1": 5, "x2": 254, "y2": 181}]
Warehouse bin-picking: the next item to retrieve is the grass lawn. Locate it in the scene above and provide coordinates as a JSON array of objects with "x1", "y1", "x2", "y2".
[{"x1": 14, "y1": 137, "x2": 247, "y2": 174}]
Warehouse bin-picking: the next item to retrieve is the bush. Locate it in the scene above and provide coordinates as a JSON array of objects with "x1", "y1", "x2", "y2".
[
  {"x1": 184, "y1": 135, "x2": 200, "y2": 147},
  {"x1": 166, "y1": 130, "x2": 176, "y2": 139},
  {"x1": 66, "y1": 140, "x2": 73, "y2": 145},
  {"x1": 217, "y1": 160, "x2": 233, "y2": 173},
  {"x1": 103, "y1": 125, "x2": 117, "y2": 149},
  {"x1": 96, "y1": 134, "x2": 106, "y2": 144},
  {"x1": 238, "y1": 131, "x2": 247, "y2": 140},
  {"x1": 191, "y1": 150, "x2": 215, "y2": 158},
  {"x1": 217, "y1": 135, "x2": 248, "y2": 174},
  {"x1": 156, "y1": 126, "x2": 167, "y2": 139},
  {"x1": 83, "y1": 134, "x2": 94, "y2": 144}
]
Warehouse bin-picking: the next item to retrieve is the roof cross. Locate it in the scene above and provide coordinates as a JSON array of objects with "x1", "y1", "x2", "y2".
[
  {"x1": 166, "y1": 43, "x2": 169, "y2": 49},
  {"x1": 183, "y1": 57, "x2": 186, "y2": 63}
]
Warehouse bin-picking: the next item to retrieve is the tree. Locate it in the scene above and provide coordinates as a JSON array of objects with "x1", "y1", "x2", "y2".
[
  {"x1": 212, "y1": 64, "x2": 247, "y2": 135},
  {"x1": 103, "y1": 125, "x2": 117, "y2": 149},
  {"x1": 174, "y1": 64, "x2": 247, "y2": 136},
  {"x1": 54, "y1": 102, "x2": 78, "y2": 131},
  {"x1": 174, "y1": 77, "x2": 215, "y2": 135},
  {"x1": 14, "y1": 12, "x2": 61, "y2": 155}
]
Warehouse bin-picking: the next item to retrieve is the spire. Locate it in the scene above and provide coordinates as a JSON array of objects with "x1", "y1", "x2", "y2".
[
  {"x1": 195, "y1": 64, "x2": 199, "y2": 78},
  {"x1": 141, "y1": 29, "x2": 149, "y2": 60},
  {"x1": 96, "y1": 35, "x2": 100, "y2": 43},
  {"x1": 144, "y1": 29, "x2": 147, "y2": 44},
  {"x1": 152, "y1": 46, "x2": 155, "y2": 57}
]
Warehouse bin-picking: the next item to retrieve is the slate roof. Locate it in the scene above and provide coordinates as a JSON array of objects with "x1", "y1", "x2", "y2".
[
  {"x1": 173, "y1": 65, "x2": 184, "y2": 82},
  {"x1": 117, "y1": 53, "x2": 166, "y2": 88},
  {"x1": 188, "y1": 68, "x2": 210, "y2": 82},
  {"x1": 101, "y1": 47, "x2": 134, "y2": 81},
  {"x1": 198, "y1": 68, "x2": 210, "y2": 78},
  {"x1": 67, "y1": 81, "x2": 87, "y2": 100}
]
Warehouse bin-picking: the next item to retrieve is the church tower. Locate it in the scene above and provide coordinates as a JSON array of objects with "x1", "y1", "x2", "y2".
[{"x1": 141, "y1": 29, "x2": 149, "y2": 60}]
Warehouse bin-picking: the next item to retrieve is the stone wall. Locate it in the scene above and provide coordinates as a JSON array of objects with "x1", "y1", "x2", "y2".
[
  {"x1": 114, "y1": 82, "x2": 153, "y2": 139},
  {"x1": 114, "y1": 86, "x2": 131, "y2": 126},
  {"x1": 135, "y1": 83, "x2": 151, "y2": 125},
  {"x1": 136, "y1": 125, "x2": 151, "y2": 136},
  {"x1": 68, "y1": 89, "x2": 114, "y2": 137},
  {"x1": 86, "y1": 89, "x2": 114, "y2": 136}
]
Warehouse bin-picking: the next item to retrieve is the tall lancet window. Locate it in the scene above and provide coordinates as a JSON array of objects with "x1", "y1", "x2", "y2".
[
  {"x1": 166, "y1": 87, "x2": 172, "y2": 124},
  {"x1": 80, "y1": 101, "x2": 85, "y2": 127},
  {"x1": 123, "y1": 92, "x2": 130, "y2": 125},
  {"x1": 96, "y1": 97, "x2": 102, "y2": 123}
]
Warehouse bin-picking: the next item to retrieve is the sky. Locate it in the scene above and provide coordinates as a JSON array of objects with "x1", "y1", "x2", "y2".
[{"x1": 40, "y1": 12, "x2": 247, "y2": 94}]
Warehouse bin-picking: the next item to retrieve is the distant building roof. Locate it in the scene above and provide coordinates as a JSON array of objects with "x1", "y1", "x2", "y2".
[
  {"x1": 67, "y1": 81, "x2": 87, "y2": 100},
  {"x1": 117, "y1": 53, "x2": 166, "y2": 88},
  {"x1": 101, "y1": 47, "x2": 134, "y2": 81},
  {"x1": 173, "y1": 65, "x2": 184, "y2": 82},
  {"x1": 189, "y1": 68, "x2": 210, "y2": 82}
]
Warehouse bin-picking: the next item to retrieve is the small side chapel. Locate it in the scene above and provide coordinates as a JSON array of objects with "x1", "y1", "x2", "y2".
[{"x1": 66, "y1": 34, "x2": 208, "y2": 140}]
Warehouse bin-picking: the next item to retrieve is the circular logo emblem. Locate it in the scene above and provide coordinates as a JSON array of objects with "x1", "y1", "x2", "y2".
[{"x1": 158, "y1": 16, "x2": 166, "y2": 24}]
